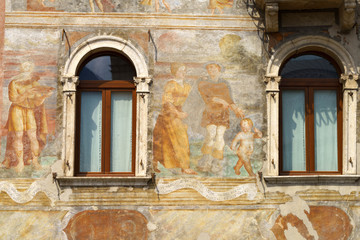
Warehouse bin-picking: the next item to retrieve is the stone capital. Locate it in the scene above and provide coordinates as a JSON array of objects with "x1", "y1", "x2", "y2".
[
  {"x1": 339, "y1": 0, "x2": 356, "y2": 32},
  {"x1": 340, "y1": 74, "x2": 359, "y2": 90},
  {"x1": 264, "y1": 76, "x2": 281, "y2": 92},
  {"x1": 134, "y1": 77, "x2": 152, "y2": 93},
  {"x1": 61, "y1": 76, "x2": 79, "y2": 92}
]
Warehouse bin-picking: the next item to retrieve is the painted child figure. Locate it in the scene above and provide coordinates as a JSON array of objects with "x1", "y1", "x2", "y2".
[{"x1": 231, "y1": 118, "x2": 262, "y2": 176}]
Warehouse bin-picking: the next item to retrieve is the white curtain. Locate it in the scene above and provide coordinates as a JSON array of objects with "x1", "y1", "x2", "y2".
[
  {"x1": 110, "y1": 92, "x2": 133, "y2": 172},
  {"x1": 282, "y1": 90, "x2": 306, "y2": 171},
  {"x1": 80, "y1": 92, "x2": 102, "y2": 172},
  {"x1": 314, "y1": 90, "x2": 338, "y2": 171}
]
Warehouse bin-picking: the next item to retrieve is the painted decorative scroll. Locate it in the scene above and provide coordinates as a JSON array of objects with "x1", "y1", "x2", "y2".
[{"x1": 156, "y1": 178, "x2": 257, "y2": 201}]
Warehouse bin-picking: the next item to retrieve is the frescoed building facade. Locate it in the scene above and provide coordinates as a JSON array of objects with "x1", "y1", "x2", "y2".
[{"x1": 0, "y1": 0, "x2": 360, "y2": 239}]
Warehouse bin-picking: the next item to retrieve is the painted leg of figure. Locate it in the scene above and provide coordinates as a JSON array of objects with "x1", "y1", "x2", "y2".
[
  {"x1": 161, "y1": 0, "x2": 171, "y2": 12},
  {"x1": 13, "y1": 131, "x2": 24, "y2": 173},
  {"x1": 89, "y1": 0, "x2": 95, "y2": 12},
  {"x1": 95, "y1": 0, "x2": 104, "y2": 12},
  {"x1": 212, "y1": 125, "x2": 226, "y2": 160},
  {"x1": 243, "y1": 155, "x2": 255, "y2": 177},
  {"x1": 155, "y1": 0, "x2": 160, "y2": 12},
  {"x1": 202, "y1": 124, "x2": 216, "y2": 155},
  {"x1": 27, "y1": 129, "x2": 42, "y2": 170},
  {"x1": 234, "y1": 154, "x2": 244, "y2": 175}
]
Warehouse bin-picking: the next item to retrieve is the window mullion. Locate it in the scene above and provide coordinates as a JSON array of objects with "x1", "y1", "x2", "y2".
[{"x1": 104, "y1": 90, "x2": 111, "y2": 173}]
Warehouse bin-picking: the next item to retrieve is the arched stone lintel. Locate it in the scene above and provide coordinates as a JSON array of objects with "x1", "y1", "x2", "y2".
[
  {"x1": 63, "y1": 36, "x2": 149, "y2": 79},
  {"x1": 266, "y1": 35, "x2": 357, "y2": 78}
]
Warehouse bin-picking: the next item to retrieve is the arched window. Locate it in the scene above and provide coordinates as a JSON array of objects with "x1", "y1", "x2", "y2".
[
  {"x1": 279, "y1": 53, "x2": 342, "y2": 175},
  {"x1": 75, "y1": 53, "x2": 137, "y2": 176}
]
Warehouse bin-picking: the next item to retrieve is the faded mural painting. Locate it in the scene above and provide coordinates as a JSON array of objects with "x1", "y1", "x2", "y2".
[
  {"x1": 12, "y1": 0, "x2": 246, "y2": 14},
  {"x1": 153, "y1": 30, "x2": 264, "y2": 178},
  {"x1": 0, "y1": 29, "x2": 59, "y2": 178}
]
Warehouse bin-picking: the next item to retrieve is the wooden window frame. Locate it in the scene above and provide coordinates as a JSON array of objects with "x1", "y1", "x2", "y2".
[{"x1": 279, "y1": 78, "x2": 343, "y2": 175}]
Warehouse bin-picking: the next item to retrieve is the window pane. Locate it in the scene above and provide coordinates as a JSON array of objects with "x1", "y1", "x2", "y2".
[
  {"x1": 282, "y1": 90, "x2": 306, "y2": 171},
  {"x1": 281, "y1": 54, "x2": 338, "y2": 79},
  {"x1": 314, "y1": 90, "x2": 338, "y2": 171},
  {"x1": 110, "y1": 92, "x2": 133, "y2": 172},
  {"x1": 80, "y1": 92, "x2": 102, "y2": 172},
  {"x1": 78, "y1": 55, "x2": 136, "y2": 81}
]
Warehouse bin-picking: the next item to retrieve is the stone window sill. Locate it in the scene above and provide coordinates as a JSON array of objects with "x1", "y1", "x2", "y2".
[
  {"x1": 263, "y1": 175, "x2": 360, "y2": 185},
  {"x1": 56, "y1": 176, "x2": 152, "y2": 187}
]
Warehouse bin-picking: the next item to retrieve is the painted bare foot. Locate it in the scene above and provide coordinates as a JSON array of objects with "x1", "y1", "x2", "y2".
[
  {"x1": 1, "y1": 159, "x2": 11, "y2": 169},
  {"x1": 234, "y1": 166, "x2": 240, "y2": 175},
  {"x1": 14, "y1": 162, "x2": 24, "y2": 173},
  {"x1": 32, "y1": 158, "x2": 42, "y2": 170},
  {"x1": 182, "y1": 168, "x2": 197, "y2": 175}
]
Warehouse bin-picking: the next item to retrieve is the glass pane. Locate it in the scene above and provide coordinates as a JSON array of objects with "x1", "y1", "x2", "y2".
[
  {"x1": 78, "y1": 55, "x2": 136, "y2": 81},
  {"x1": 79, "y1": 92, "x2": 102, "y2": 172},
  {"x1": 110, "y1": 92, "x2": 133, "y2": 172},
  {"x1": 314, "y1": 90, "x2": 338, "y2": 171},
  {"x1": 282, "y1": 90, "x2": 306, "y2": 171},
  {"x1": 281, "y1": 54, "x2": 338, "y2": 79}
]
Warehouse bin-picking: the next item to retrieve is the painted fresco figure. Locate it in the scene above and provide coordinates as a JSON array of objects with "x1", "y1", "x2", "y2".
[
  {"x1": 1, "y1": 62, "x2": 53, "y2": 173},
  {"x1": 197, "y1": 63, "x2": 243, "y2": 173},
  {"x1": 89, "y1": 0, "x2": 114, "y2": 12},
  {"x1": 231, "y1": 118, "x2": 262, "y2": 176},
  {"x1": 208, "y1": 0, "x2": 233, "y2": 14},
  {"x1": 141, "y1": 0, "x2": 172, "y2": 13},
  {"x1": 153, "y1": 63, "x2": 197, "y2": 175}
]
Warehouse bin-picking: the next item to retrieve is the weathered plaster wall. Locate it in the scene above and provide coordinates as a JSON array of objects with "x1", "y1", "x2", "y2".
[{"x1": 0, "y1": 1, "x2": 360, "y2": 240}]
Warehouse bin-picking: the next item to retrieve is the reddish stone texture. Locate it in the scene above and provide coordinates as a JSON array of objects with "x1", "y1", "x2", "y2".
[
  {"x1": 271, "y1": 206, "x2": 353, "y2": 240},
  {"x1": 64, "y1": 210, "x2": 149, "y2": 240}
]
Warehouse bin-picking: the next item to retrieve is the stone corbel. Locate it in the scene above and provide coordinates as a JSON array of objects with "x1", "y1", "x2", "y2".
[
  {"x1": 339, "y1": 0, "x2": 356, "y2": 32},
  {"x1": 265, "y1": 2, "x2": 279, "y2": 33}
]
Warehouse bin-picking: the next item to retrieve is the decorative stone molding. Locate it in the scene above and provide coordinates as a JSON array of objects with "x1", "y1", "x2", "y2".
[
  {"x1": 61, "y1": 35, "x2": 151, "y2": 180},
  {"x1": 264, "y1": 76, "x2": 281, "y2": 92},
  {"x1": 265, "y1": 3, "x2": 279, "y2": 33},
  {"x1": 265, "y1": 35, "x2": 358, "y2": 177},
  {"x1": 134, "y1": 77, "x2": 152, "y2": 93},
  {"x1": 339, "y1": 0, "x2": 357, "y2": 32},
  {"x1": 340, "y1": 74, "x2": 359, "y2": 90},
  {"x1": 61, "y1": 76, "x2": 79, "y2": 93}
]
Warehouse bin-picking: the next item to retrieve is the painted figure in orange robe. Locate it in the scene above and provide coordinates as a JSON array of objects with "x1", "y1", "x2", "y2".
[
  {"x1": 2, "y1": 62, "x2": 54, "y2": 173},
  {"x1": 208, "y1": 0, "x2": 233, "y2": 14},
  {"x1": 197, "y1": 63, "x2": 243, "y2": 173},
  {"x1": 153, "y1": 63, "x2": 197, "y2": 174},
  {"x1": 89, "y1": 0, "x2": 115, "y2": 12},
  {"x1": 141, "y1": 0, "x2": 172, "y2": 13}
]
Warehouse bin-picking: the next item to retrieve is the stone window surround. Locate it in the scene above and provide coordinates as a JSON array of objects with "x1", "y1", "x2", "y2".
[
  {"x1": 264, "y1": 35, "x2": 360, "y2": 183},
  {"x1": 57, "y1": 36, "x2": 152, "y2": 187}
]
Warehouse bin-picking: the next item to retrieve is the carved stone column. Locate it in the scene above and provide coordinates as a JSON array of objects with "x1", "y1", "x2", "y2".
[
  {"x1": 134, "y1": 77, "x2": 152, "y2": 176},
  {"x1": 340, "y1": 74, "x2": 358, "y2": 174},
  {"x1": 264, "y1": 76, "x2": 281, "y2": 176},
  {"x1": 265, "y1": 3, "x2": 279, "y2": 33},
  {"x1": 339, "y1": 0, "x2": 356, "y2": 33},
  {"x1": 61, "y1": 76, "x2": 79, "y2": 176}
]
